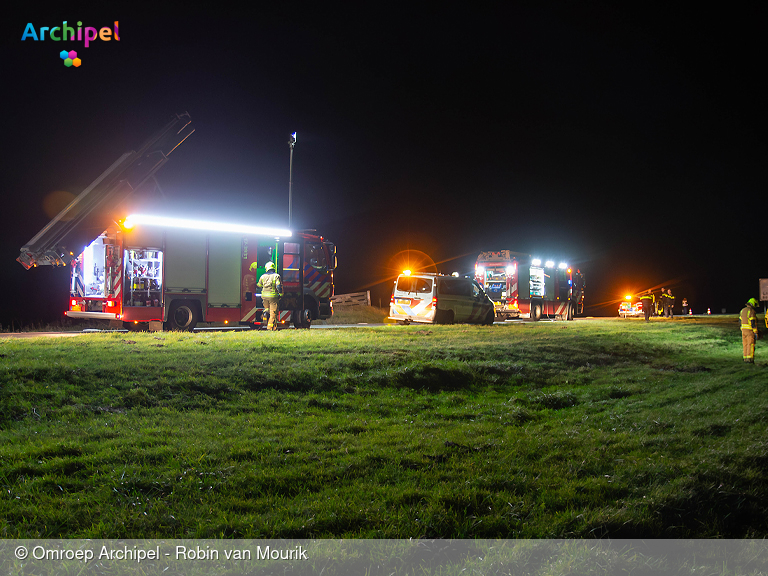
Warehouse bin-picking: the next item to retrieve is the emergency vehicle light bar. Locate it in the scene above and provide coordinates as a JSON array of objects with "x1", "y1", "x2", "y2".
[
  {"x1": 531, "y1": 258, "x2": 569, "y2": 270},
  {"x1": 122, "y1": 214, "x2": 292, "y2": 238}
]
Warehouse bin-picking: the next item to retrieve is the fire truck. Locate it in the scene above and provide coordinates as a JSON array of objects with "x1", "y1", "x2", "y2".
[
  {"x1": 474, "y1": 250, "x2": 585, "y2": 321},
  {"x1": 17, "y1": 113, "x2": 336, "y2": 330}
]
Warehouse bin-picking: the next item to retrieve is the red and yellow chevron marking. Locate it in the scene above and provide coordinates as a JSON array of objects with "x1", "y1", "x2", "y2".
[
  {"x1": 111, "y1": 255, "x2": 122, "y2": 311},
  {"x1": 240, "y1": 307, "x2": 293, "y2": 325},
  {"x1": 304, "y1": 264, "x2": 332, "y2": 298},
  {"x1": 508, "y1": 281, "x2": 518, "y2": 300},
  {"x1": 390, "y1": 297, "x2": 435, "y2": 321}
]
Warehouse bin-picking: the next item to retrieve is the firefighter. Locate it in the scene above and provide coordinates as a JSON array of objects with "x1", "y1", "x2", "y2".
[
  {"x1": 660, "y1": 289, "x2": 668, "y2": 318},
  {"x1": 665, "y1": 288, "x2": 675, "y2": 318},
  {"x1": 740, "y1": 298, "x2": 759, "y2": 363},
  {"x1": 656, "y1": 288, "x2": 666, "y2": 317},
  {"x1": 257, "y1": 261, "x2": 283, "y2": 331},
  {"x1": 640, "y1": 290, "x2": 654, "y2": 323},
  {"x1": 244, "y1": 262, "x2": 259, "y2": 294}
]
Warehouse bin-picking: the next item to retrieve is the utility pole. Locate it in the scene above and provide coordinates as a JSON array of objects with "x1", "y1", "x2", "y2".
[{"x1": 288, "y1": 132, "x2": 296, "y2": 229}]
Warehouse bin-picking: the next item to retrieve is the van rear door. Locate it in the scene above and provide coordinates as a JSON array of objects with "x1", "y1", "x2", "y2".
[{"x1": 390, "y1": 275, "x2": 436, "y2": 323}]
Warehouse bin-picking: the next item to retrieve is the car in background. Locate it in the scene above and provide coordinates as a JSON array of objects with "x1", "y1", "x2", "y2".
[{"x1": 618, "y1": 299, "x2": 644, "y2": 318}]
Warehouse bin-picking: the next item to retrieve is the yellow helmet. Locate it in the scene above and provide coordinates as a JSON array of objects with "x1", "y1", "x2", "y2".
[
  {"x1": 249, "y1": 262, "x2": 259, "y2": 271},
  {"x1": 747, "y1": 298, "x2": 759, "y2": 307},
  {"x1": 265, "y1": 261, "x2": 275, "y2": 272}
]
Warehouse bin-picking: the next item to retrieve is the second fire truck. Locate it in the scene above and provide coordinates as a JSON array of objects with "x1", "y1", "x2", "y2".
[{"x1": 475, "y1": 250, "x2": 585, "y2": 321}]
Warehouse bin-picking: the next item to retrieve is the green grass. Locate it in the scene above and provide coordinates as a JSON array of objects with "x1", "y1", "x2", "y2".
[
  {"x1": 1, "y1": 316, "x2": 767, "y2": 538},
  {"x1": 0, "y1": 317, "x2": 104, "y2": 333}
]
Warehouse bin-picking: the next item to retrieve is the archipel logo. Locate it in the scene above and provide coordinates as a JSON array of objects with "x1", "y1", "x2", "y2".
[
  {"x1": 21, "y1": 21, "x2": 120, "y2": 68},
  {"x1": 60, "y1": 50, "x2": 81, "y2": 68}
]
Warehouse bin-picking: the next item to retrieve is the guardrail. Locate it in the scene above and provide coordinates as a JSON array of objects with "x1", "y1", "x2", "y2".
[{"x1": 331, "y1": 291, "x2": 371, "y2": 307}]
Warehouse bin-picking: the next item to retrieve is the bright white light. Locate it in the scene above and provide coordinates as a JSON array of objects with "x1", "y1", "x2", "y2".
[
  {"x1": 123, "y1": 214, "x2": 292, "y2": 237},
  {"x1": 545, "y1": 260, "x2": 555, "y2": 268},
  {"x1": 506, "y1": 265, "x2": 514, "y2": 275},
  {"x1": 532, "y1": 258, "x2": 541, "y2": 266},
  {"x1": 558, "y1": 262, "x2": 567, "y2": 269}
]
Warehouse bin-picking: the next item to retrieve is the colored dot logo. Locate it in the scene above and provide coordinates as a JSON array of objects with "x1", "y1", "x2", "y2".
[{"x1": 59, "y1": 49, "x2": 81, "y2": 67}]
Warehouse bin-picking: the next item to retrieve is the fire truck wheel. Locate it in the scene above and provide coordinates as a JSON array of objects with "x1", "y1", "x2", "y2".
[
  {"x1": 293, "y1": 309, "x2": 311, "y2": 329},
  {"x1": 168, "y1": 301, "x2": 199, "y2": 331},
  {"x1": 531, "y1": 304, "x2": 542, "y2": 321}
]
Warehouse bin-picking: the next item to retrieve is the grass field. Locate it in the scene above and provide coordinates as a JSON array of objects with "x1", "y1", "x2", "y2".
[{"x1": 1, "y1": 315, "x2": 767, "y2": 539}]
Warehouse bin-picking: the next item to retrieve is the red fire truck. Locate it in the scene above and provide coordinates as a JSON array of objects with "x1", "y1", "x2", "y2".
[
  {"x1": 474, "y1": 250, "x2": 585, "y2": 321},
  {"x1": 65, "y1": 216, "x2": 335, "y2": 330},
  {"x1": 17, "y1": 113, "x2": 336, "y2": 330}
]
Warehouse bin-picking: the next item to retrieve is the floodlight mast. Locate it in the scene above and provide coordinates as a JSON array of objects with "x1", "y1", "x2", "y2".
[{"x1": 288, "y1": 132, "x2": 296, "y2": 229}]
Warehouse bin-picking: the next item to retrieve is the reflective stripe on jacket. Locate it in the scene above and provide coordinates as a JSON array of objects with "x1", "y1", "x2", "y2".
[
  {"x1": 740, "y1": 305, "x2": 757, "y2": 333},
  {"x1": 258, "y1": 272, "x2": 283, "y2": 298}
]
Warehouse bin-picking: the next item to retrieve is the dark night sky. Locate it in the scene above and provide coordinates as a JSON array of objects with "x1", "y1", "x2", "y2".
[{"x1": 2, "y1": 3, "x2": 766, "y2": 327}]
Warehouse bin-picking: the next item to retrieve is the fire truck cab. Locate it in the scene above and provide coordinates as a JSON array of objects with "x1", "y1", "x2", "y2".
[{"x1": 475, "y1": 250, "x2": 585, "y2": 321}]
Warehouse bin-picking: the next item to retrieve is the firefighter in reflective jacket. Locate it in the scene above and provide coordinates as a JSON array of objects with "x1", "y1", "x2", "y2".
[
  {"x1": 662, "y1": 289, "x2": 674, "y2": 318},
  {"x1": 640, "y1": 291, "x2": 654, "y2": 323},
  {"x1": 740, "y1": 298, "x2": 759, "y2": 363},
  {"x1": 258, "y1": 261, "x2": 283, "y2": 331}
]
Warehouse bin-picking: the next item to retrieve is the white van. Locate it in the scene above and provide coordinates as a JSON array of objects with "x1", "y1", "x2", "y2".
[{"x1": 389, "y1": 273, "x2": 495, "y2": 325}]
